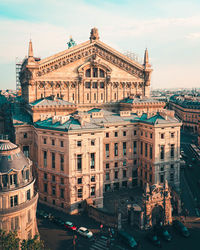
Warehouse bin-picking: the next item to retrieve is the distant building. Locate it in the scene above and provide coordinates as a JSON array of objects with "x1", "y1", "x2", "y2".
[
  {"x1": 169, "y1": 95, "x2": 200, "y2": 134},
  {"x1": 0, "y1": 139, "x2": 38, "y2": 240}
]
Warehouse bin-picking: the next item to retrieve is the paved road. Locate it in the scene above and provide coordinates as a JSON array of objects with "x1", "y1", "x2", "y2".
[
  {"x1": 38, "y1": 215, "x2": 200, "y2": 250},
  {"x1": 180, "y1": 131, "x2": 200, "y2": 216}
]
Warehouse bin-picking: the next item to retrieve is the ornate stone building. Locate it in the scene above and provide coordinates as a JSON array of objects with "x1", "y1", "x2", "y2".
[
  {"x1": 0, "y1": 140, "x2": 38, "y2": 240},
  {"x1": 20, "y1": 28, "x2": 152, "y2": 107},
  {"x1": 11, "y1": 28, "x2": 181, "y2": 225}
]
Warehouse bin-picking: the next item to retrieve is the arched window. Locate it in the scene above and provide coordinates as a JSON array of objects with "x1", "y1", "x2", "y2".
[
  {"x1": 85, "y1": 69, "x2": 91, "y2": 77},
  {"x1": 100, "y1": 69, "x2": 105, "y2": 77},
  {"x1": 93, "y1": 68, "x2": 98, "y2": 77}
]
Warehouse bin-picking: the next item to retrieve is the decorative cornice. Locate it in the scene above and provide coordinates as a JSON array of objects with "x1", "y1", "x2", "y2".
[{"x1": 35, "y1": 42, "x2": 147, "y2": 79}]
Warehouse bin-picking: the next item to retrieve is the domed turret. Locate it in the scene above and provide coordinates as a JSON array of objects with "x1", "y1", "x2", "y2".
[{"x1": 0, "y1": 139, "x2": 38, "y2": 240}]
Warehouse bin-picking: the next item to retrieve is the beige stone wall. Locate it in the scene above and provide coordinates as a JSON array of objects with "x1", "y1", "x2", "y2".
[{"x1": 137, "y1": 123, "x2": 181, "y2": 190}]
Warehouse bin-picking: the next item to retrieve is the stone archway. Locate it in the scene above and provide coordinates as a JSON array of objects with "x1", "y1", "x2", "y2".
[{"x1": 152, "y1": 205, "x2": 163, "y2": 226}]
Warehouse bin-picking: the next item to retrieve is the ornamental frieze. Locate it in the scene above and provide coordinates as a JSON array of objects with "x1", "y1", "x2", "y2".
[{"x1": 36, "y1": 44, "x2": 145, "y2": 79}]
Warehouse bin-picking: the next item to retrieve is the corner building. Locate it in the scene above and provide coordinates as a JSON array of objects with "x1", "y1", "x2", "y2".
[
  {"x1": 0, "y1": 140, "x2": 38, "y2": 239},
  {"x1": 13, "y1": 28, "x2": 181, "y2": 217}
]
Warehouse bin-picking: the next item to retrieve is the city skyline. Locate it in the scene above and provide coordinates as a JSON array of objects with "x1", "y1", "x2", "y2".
[{"x1": 1, "y1": 0, "x2": 200, "y2": 90}]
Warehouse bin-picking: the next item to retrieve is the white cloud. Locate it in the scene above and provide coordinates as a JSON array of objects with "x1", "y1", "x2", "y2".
[{"x1": 185, "y1": 32, "x2": 200, "y2": 40}]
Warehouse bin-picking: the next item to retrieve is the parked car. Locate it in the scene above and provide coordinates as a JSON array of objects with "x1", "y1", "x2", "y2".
[
  {"x1": 146, "y1": 231, "x2": 161, "y2": 248},
  {"x1": 36, "y1": 210, "x2": 49, "y2": 219},
  {"x1": 53, "y1": 217, "x2": 65, "y2": 227},
  {"x1": 173, "y1": 220, "x2": 190, "y2": 237},
  {"x1": 64, "y1": 221, "x2": 77, "y2": 231},
  {"x1": 155, "y1": 226, "x2": 172, "y2": 241},
  {"x1": 118, "y1": 230, "x2": 138, "y2": 249},
  {"x1": 77, "y1": 227, "x2": 93, "y2": 238}
]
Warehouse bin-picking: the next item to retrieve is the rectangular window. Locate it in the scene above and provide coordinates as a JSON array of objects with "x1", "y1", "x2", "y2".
[
  {"x1": 77, "y1": 141, "x2": 82, "y2": 147},
  {"x1": 78, "y1": 188, "x2": 83, "y2": 198},
  {"x1": 100, "y1": 82, "x2": 104, "y2": 88},
  {"x1": 115, "y1": 162, "x2": 118, "y2": 168},
  {"x1": 170, "y1": 144, "x2": 175, "y2": 158},
  {"x1": 52, "y1": 175, "x2": 55, "y2": 182},
  {"x1": 134, "y1": 130, "x2": 137, "y2": 136},
  {"x1": 24, "y1": 133, "x2": 27, "y2": 138},
  {"x1": 150, "y1": 145, "x2": 153, "y2": 159},
  {"x1": 123, "y1": 142, "x2": 126, "y2": 156},
  {"x1": 52, "y1": 152, "x2": 55, "y2": 169},
  {"x1": 160, "y1": 174, "x2": 164, "y2": 183},
  {"x1": 145, "y1": 143, "x2": 148, "y2": 157},
  {"x1": 23, "y1": 146, "x2": 29, "y2": 158},
  {"x1": 92, "y1": 82, "x2": 97, "y2": 88},
  {"x1": 90, "y1": 153, "x2": 95, "y2": 169},
  {"x1": 44, "y1": 183, "x2": 47, "y2": 193},
  {"x1": 60, "y1": 155, "x2": 64, "y2": 171},
  {"x1": 43, "y1": 151, "x2": 47, "y2": 167},
  {"x1": 101, "y1": 93, "x2": 104, "y2": 100},
  {"x1": 87, "y1": 93, "x2": 90, "y2": 100},
  {"x1": 85, "y1": 82, "x2": 90, "y2": 88},
  {"x1": 123, "y1": 170, "x2": 127, "y2": 178},
  {"x1": 114, "y1": 132, "x2": 118, "y2": 137},
  {"x1": 140, "y1": 142, "x2": 143, "y2": 155},
  {"x1": 133, "y1": 141, "x2": 137, "y2": 154},
  {"x1": 52, "y1": 139, "x2": 55, "y2": 145},
  {"x1": 78, "y1": 178, "x2": 82, "y2": 184},
  {"x1": 91, "y1": 186, "x2": 95, "y2": 196},
  {"x1": 91, "y1": 176, "x2": 95, "y2": 182},
  {"x1": 106, "y1": 163, "x2": 109, "y2": 169},
  {"x1": 60, "y1": 141, "x2": 64, "y2": 147},
  {"x1": 60, "y1": 189, "x2": 64, "y2": 199},
  {"x1": 115, "y1": 171, "x2": 118, "y2": 179},
  {"x1": 91, "y1": 140, "x2": 95, "y2": 146},
  {"x1": 161, "y1": 133, "x2": 165, "y2": 139},
  {"x1": 44, "y1": 173, "x2": 47, "y2": 180},
  {"x1": 44, "y1": 138, "x2": 47, "y2": 144},
  {"x1": 27, "y1": 189, "x2": 31, "y2": 200},
  {"x1": 106, "y1": 172, "x2": 110, "y2": 181},
  {"x1": 60, "y1": 178, "x2": 64, "y2": 184},
  {"x1": 160, "y1": 145, "x2": 165, "y2": 160},
  {"x1": 170, "y1": 173, "x2": 174, "y2": 182},
  {"x1": 94, "y1": 93, "x2": 96, "y2": 100},
  {"x1": 52, "y1": 186, "x2": 56, "y2": 196},
  {"x1": 123, "y1": 160, "x2": 126, "y2": 166},
  {"x1": 150, "y1": 133, "x2": 153, "y2": 139},
  {"x1": 150, "y1": 174, "x2": 152, "y2": 182},
  {"x1": 106, "y1": 132, "x2": 109, "y2": 138},
  {"x1": 171, "y1": 133, "x2": 175, "y2": 138},
  {"x1": 77, "y1": 154, "x2": 82, "y2": 170},
  {"x1": 106, "y1": 144, "x2": 109, "y2": 158},
  {"x1": 25, "y1": 169, "x2": 29, "y2": 180},
  {"x1": 123, "y1": 131, "x2": 126, "y2": 136},
  {"x1": 114, "y1": 143, "x2": 118, "y2": 156}
]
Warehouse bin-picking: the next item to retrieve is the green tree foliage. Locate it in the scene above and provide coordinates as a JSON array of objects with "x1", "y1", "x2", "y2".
[
  {"x1": 21, "y1": 235, "x2": 45, "y2": 250},
  {"x1": 0, "y1": 229, "x2": 20, "y2": 250},
  {"x1": 0, "y1": 230, "x2": 45, "y2": 250}
]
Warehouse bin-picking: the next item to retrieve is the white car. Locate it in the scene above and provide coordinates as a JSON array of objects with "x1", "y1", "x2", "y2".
[{"x1": 77, "y1": 227, "x2": 93, "y2": 238}]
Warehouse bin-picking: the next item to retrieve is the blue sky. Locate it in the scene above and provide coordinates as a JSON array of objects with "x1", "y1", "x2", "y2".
[{"x1": 0, "y1": 0, "x2": 200, "y2": 89}]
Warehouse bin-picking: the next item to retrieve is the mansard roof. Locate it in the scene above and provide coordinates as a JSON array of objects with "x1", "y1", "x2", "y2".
[
  {"x1": 30, "y1": 97, "x2": 75, "y2": 107},
  {"x1": 34, "y1": 107, "x2": 180, "y2": 132}
]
